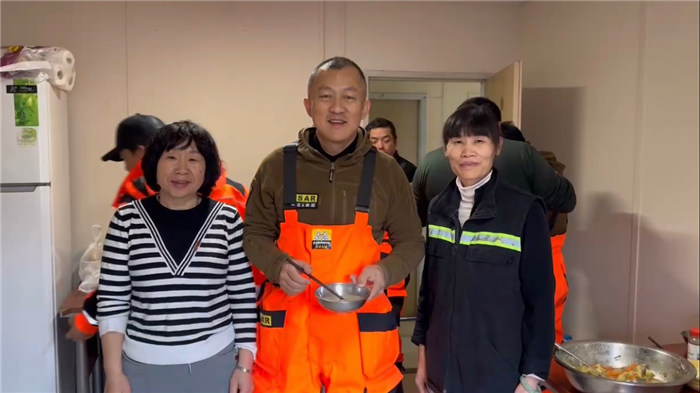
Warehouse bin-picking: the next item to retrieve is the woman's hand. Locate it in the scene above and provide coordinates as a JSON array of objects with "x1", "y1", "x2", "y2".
[
  {"x1": 102, "y1": 333, "x2": 128, "y2": 393},
  {"x1": 514, "y1": 375, "x2": 541, "y2": 393},
  {"x1": 104, "y1": 373, "x2": 130, "y2": 393},
  {"x1": 415, "y1": 344, "x2": 432, "y2": 393},
  {"x1": 230, "y1": 348, "x2": 254, "y2": 393},
  {"x1": 229, "y1": 369, "x2": 253, "y2": 393}
]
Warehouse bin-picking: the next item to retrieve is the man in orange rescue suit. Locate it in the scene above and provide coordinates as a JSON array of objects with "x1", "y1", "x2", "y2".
[{"x1": 243, "y1": 57, "x2": 425, "y2": 393}]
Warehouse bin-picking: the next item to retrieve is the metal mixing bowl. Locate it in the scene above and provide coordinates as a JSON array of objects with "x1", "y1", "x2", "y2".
[
  {"x1": 554, "y1": 340, "x2": 697, "y2": 393},
  {"x1": 314, "y1": 283, "x2": 370, "y2": 313}
]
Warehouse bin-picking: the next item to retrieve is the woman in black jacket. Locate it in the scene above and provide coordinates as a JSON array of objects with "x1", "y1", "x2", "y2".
[{"x1": 412, "y1": 104, "x2": 555, "y2": 393}]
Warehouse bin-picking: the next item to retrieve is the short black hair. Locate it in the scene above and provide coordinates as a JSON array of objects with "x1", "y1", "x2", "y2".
[
  {"x1": 456, "y1": 96, "x2": 502, "y2": 122},
  {"x1": 308, "y1": 56, "x2": 367, "y2": 93},
  {"x1": 443, "y1": 104, "x2": 501, "y2": 147},
  {"x1": 500, "y1": 121, "x2": 527, "y2": 142},
  {"x1": 365, "y1": 117, "x2": 397, "y2": 140},
  {"x1": 142, "y1": 120, "x2": 222, "y2": 197}
]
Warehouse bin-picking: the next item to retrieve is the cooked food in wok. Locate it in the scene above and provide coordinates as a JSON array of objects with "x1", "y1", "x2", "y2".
[{"x1": 578, "y1": 363, "x2": 660, "y2": 383}]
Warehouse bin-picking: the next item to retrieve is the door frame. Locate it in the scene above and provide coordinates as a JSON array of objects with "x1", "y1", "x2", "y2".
[
  {"x1": 366, "y1": 70, "x2": 491, "y2": 81},
  {"x1": 368, "y1": 92, "x2": 427, "y2": 161}
]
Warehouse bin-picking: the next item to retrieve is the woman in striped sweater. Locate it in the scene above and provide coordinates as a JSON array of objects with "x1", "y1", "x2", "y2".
[{"x1": 97, "y1": 121, "x2": 257, "y2": 393}]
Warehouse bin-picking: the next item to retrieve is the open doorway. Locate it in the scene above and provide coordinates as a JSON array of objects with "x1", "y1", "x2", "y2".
[
  {"x1": 366, "y1": 61, "x2": 522, "y2": 165},
  {"x1": 367, "y1": 78, "x2": 484, "y2": 165},
  {"x1": 368, "y1": 93, "x2": 425, "y2": 166}
]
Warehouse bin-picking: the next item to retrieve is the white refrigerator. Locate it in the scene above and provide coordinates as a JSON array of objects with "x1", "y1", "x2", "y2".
[{"x1": 1, "y1": 79, "x2": 73, "y2": 392}]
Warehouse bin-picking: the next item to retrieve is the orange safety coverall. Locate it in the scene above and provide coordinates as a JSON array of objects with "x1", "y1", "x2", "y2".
[
  {"x1": 551, "y1": 233, "x2": 568, "y2": 344},
  {"x1": 254, "y1": 147, "x2": 401, "y2": 393},
  {"x1": 380, "y1": 237, "x2": 407, "y2": 367},
  {"x1": 381, "y1": 238, "x2": 407, "y2": 299}
]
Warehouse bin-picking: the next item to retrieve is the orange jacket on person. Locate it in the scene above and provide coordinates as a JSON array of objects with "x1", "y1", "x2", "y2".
[
  {"x1": 380, "y1": 234, "x2": 408, "y2": 298},
  {"x1": 112, "y1": 161, "x2": 248, "y2": 217},
  {"x1": 380, "y1": 234, "x2": 409, "y2": 368},
  {"x1": 74, "y1": 160, "x2": 250, "y2": 337},
  {"x1": 540, "y1": 150, "x2": 570, "y2": 343}
]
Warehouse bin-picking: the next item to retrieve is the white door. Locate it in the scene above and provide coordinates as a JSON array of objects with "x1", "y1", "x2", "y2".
[{"x1": 485, "y1": 60, "x2": 523, "y2": 127}]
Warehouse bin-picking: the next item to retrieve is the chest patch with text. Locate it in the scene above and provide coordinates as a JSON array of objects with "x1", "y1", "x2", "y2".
[
  {"x1": 295, "y1": 193, "x2": 318, "y2": 209},
  {"x1": 311, "y1": 229, "x2": 332, "y2": 250}
]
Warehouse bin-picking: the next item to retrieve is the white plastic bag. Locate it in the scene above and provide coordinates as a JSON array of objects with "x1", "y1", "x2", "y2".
[{"x1": 78, "y1": 225, "x2": 104, "y2": 293}]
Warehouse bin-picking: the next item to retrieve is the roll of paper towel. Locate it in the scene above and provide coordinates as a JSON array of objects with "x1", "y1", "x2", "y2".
[
  {"x1": 46, "y1": 49, "x2": 74, "y2": 67},
  {"x1": 45, "y1": 48, "x2": 75, "y2": 91},
  {"x1": 65, "y1": 69, "x2": 76, "y2": 91},
  {"x1": 48, "y1": 63, "x2": 76, "y2": 92}
]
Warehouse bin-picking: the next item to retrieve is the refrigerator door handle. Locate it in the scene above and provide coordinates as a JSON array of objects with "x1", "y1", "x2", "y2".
[{"x1": 0, "y1": 182, "x2": 51, "y2": 192}]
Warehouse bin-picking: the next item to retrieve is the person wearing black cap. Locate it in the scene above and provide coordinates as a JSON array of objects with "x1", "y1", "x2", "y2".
[
  {"x1": 101, "y1": 114, "x2": 165, "y2": 207},
  {"x1": 66, "y1": 114, "x2": 165, "y2": 342}
]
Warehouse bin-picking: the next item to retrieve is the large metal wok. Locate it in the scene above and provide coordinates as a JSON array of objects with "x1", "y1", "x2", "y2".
[{"x1": 553, "y1": 340, "x2": 696, "y2": 393}]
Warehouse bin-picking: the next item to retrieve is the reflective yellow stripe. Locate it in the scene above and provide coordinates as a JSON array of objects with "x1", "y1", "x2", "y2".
[
  {"x1": 427, "y1": 225, "x2": 456, "y2": 243},
  {"x1": 460, "y1": 231, "x2": 521, "y2": 252}
]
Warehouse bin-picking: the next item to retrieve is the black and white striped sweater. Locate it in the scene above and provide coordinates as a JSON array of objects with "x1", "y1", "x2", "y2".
[{"x1": 97, "y1": 198, "x2": 257, "y2": 365}]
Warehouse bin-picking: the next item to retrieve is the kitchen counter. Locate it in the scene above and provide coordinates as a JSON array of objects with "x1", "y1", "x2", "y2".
[{"x1": 547, "y1": 343, "x2": 696, "y2": 393}]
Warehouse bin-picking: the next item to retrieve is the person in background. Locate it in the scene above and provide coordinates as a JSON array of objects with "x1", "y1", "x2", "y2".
[
  {"x1": 367, "y1": 117, "x2": 417, "y2": 181},
  {"x1": 499, "y1": 120, "x2": 527, "y2": 143},
  {"x1": 67, "y1": 114, "x2": 251, "y2": 342},
  {"x1": 97, "y1": 121, "x2": 256, "y2": 393},
  {"x1": 500, "y1": 120, "x2": 571, "y2": 344},
  {"x1": 366, "y1": 116, "x2": 416, "y2": 391},
  {"x1": 412, "y1": 104, "x2": 554, "y2": 393},
  {"x1": 102, "y1": 114, "x2": 166, "y2": 207},
  {"x1": 244, "y1": 56, "x2": 424, "y2": 393},
  {"x1": 65, "y1": 114, "x2": 166, "y2": 342}
]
